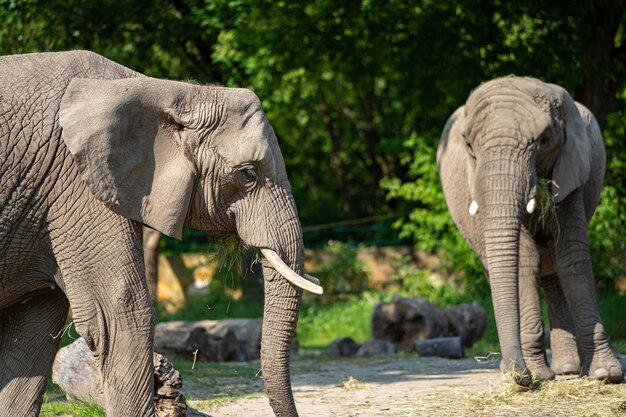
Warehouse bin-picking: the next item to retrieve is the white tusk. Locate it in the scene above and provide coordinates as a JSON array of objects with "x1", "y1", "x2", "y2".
[
  {"x1": 260, "y1": 248, "x2": 324, "y2": 295},
  {"x1": 526, "y1": 198, "x2": 536, "y2": 214},
  {"x1": 469, "y1": 200, "x2": 479, "y2": 216},
  {"x1": 305, "y1": 274, "x2": 321, "y2": 285}
]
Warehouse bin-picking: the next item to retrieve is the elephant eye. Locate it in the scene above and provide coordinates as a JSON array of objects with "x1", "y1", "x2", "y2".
[
  {"x1": 537, "y1": 134, "x2": 550, "y2": 148},
  {"x1": 235, "y1": 164, "x2": 259, "y2": 192},
  {"x1": 243, "y1": 168, "x2": 257, "y2": 184}
]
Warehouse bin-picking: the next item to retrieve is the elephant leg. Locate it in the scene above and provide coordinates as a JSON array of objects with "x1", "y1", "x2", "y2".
[
  {"x1": 519, "y1": 228, "x2": 553, "y2": 380},
  {"x1": 0, "y1": 286, "x2": 69, "y2": 417},
  {"x1": 555, "y1": 192, "x2": 623, "y2": 383},
  {"x1": 57, "y1": 221, "x2": 155, "y2": 416},
  {"x1": 541, "y1": 274, "x2": 580, "y2": 375}
]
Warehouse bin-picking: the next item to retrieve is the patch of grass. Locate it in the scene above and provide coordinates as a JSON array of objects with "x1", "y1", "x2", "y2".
[
  {"x1": 40, "y1": 400, "x2": 104, "y2": 417},
  {"x1": 296, "y1": 292, "x2": 384, "y2": 348},
  {"x1": 188, "y1": 393, "x2": 264, "y2": 410},
  {"x1": 530, "y1": 178, "x2": 560, "y2": 240}
]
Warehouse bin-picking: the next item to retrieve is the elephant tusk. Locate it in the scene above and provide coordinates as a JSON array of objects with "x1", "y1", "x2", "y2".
[
  {"x1": 526, "y1": 198, "x2": 537, "y2": 214},
  {"x1": 305, "y1": 274, "x2": 321, "y2": 285},
  {"x1": 260, "y1": 248, "x2": 324, "y2": 295},
  {"x1": 469, "y1": 200, "x2": 479, "y2": 216}
]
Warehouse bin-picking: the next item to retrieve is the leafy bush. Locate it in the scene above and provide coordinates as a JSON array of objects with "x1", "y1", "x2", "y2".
[{"x1": 310, "y1": 240, "x2": 369, "y2": 296}]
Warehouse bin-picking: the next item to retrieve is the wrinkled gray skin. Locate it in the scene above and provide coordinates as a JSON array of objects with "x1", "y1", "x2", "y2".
[
  {"x1": 438, "y1": 77, "x2": 624, "y2": 385},
  {"x1": 0, "y1": 51, "x2": 304, "y2": 416}
]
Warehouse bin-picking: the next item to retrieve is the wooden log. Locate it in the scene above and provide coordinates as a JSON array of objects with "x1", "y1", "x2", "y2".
[
  {"x1": 372, "y1": 295, "x2": 451, "y2": 351},
  {"x1": 154, "y1": 319, "x2": 262, "y2": 361},
  {"x1": 372, "y1": 295, "x2": 487, "y2": 351},
  {"x1": 443, "y1": 303, "x2": 488, "y2": 348},
  {"x1": 415, "y1": 337, "x2": 464, "y2": 359},
  {"x1": 153, "y1": 353, "x2": 187, "y2": 417},
  {"x1": 52, "y1": 338, "x2": 187, "y2": 417}
]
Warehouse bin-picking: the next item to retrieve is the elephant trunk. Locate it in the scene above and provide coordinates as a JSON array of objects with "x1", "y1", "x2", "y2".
[
  {"x1": 478, "y1": 157, "x2": 531, "y2": 385},
  {"x1": 260, "y1": 191, "x2": 305, "y2": 417}
]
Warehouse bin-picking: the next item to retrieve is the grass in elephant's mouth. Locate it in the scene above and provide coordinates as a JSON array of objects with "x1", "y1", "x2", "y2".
[
  {"x1": 530, "y1": 178, "x2": 560, "y2": 240},
  {"x1": 461, "y1": 377, "x2": 626, "y2": 417}
]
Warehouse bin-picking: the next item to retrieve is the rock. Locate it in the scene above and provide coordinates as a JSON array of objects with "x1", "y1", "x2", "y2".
[
  {"x1": 51, "y1": 337, "x2": 103, "y2": 405},
  {"x1": 52, "y1": 338, "x2": 187, "y2": 416},
  {"x1": 327, "y1": 337, "x2": 361, "y2": 357},
  {"x1": 154, "y1": 318, "x2": 262, "y2": 361},
  {"x1": 357, "y1": 339, "x2": 396, "y2": 357},
  {"x1": 371, "y1": 296, "x2": 487, "y2": 352},
  {"x1": 415, "y1": 337, "x2": 464, "y2": 359}
]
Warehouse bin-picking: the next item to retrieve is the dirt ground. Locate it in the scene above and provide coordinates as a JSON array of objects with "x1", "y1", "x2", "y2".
[{"x1": 184, "y1": 354, "x2": 626, "y2": 417}]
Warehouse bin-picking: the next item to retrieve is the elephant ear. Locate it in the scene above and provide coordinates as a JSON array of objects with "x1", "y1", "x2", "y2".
[
  {"x1": 59, "y1": 77, "x2": 197, "y2": 239},
  {"x1": 437, "y1": 105, "x2": 477, "y2": 198},
  {"x1": 550, "y1": 86, "x2": 592, "y2": 203}
]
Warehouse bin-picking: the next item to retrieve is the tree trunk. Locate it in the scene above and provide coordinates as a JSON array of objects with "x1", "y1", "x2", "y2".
[{"x1": 575, "y1": 2, "x2": 626, "y2": 129}]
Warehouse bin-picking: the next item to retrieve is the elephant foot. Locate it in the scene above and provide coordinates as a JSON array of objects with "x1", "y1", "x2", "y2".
[
  {"x1": 587, "y1": 354, "x2": 624, "y2": 383},
  {"x1": 500, "y1": 358, "x2": 532, "y2": 386},
  {"x1": 527, "y1": 361, "x2": 555, "y2": 381},
  {"x1": 551, "y1": 359, "x2": 580, "y2": 376}
]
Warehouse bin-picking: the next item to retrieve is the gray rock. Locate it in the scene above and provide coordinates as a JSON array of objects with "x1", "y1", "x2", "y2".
[
  {"x1": 52, "y1": 338, "x2": 187, "y2": 416},
  {"x1": 327, "y1": 337, "x2": 361, "y2": 357},
  {"x1": 357, "y1": 339, "x2": 396, "y2": 357}
]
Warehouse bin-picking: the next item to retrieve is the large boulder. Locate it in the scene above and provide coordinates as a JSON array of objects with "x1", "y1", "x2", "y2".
[{"x1": 52, "y1": 338, "x2": 187, "y2": 417}]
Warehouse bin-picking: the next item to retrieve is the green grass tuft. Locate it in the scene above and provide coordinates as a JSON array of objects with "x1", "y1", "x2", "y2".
[
  {"x1": 530, "y1": 178, "x2": 560, "y2": 240},
  {"x1": 40, "y1": 400, "x2": 105, "y2": 417}
]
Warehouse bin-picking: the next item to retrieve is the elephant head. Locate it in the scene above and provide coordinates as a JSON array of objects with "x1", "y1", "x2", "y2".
[
  {"x1": 440, "y1": 77, "x2": 593, "y2": 383},
  {"x1": 58, "y1": 77, "x2": 322, "y2": 416}
]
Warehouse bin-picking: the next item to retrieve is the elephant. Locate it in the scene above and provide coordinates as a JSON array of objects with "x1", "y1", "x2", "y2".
[
  {"x1": 437, "y1": 76, "x2": 624, "y2": 385},
  {"x1": 0, "y1": 50, "x2": 322, "y2": 417}
]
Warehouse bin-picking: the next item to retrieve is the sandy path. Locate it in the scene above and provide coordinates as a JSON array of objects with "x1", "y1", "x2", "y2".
[
  {"x1": 186, "y1": 354, "x2": 626, "y2": 417},
  {"x1": 189, "y1": 355, "x2": 504, "y2": 417}
]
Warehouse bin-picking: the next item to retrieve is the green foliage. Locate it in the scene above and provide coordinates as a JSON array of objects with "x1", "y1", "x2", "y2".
[
  {"x1": 390, "y1": 263, "x2": 465, "y2": 307},
  {"x1": 297, "y1": 292, "x2": 383, "y2": 347},
  {"x1": 598, "y1": 291, "x2": 626, "y2": 343},
  {"x1": 310, "y1": 241, "x2": 369, "y2": 295}
]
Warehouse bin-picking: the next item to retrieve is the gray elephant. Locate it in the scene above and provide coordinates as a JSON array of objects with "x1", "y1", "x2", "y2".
[
  {"x1": 438, "y1": 76, "x2": 623, "y2": 385},
  {"x1": 0, "y1": 50, "x2": 322, "y2": 417}
]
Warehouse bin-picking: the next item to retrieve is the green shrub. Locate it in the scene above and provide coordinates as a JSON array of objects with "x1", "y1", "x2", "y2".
[{"x1": 310, "y1": 240, "x2": 369, "y2": 297}]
